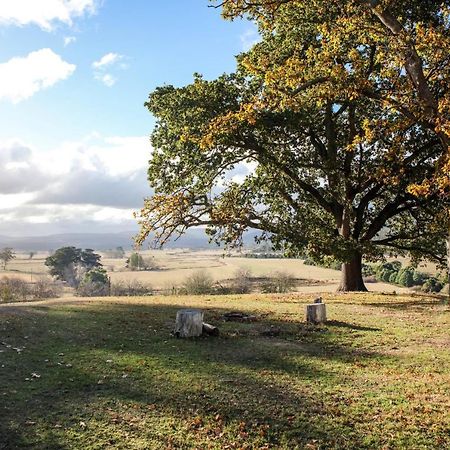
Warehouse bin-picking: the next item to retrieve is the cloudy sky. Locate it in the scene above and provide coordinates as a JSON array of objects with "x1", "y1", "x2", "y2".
[{"x1": 0, "y1": 0, "x2": 257, "y2": 236}]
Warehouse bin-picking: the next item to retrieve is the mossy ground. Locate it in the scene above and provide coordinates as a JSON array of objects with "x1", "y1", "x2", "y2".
[{"x1": 1, "y1": 292, "x2": 449, "y2": 449}]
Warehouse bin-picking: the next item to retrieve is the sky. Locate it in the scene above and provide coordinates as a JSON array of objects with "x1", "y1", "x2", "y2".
[{"x1": 0, "y1": 0, "x2": 258, "y2": 237}]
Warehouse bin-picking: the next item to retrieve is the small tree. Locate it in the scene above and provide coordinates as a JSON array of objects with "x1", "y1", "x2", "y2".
[
  {"x1": 45, "y1": 247, "x2": 102, "y2": 287},
  {"x1": 29, "y1": 251, "x2": 35, "y2": 260},
  {"x1": 0, "y1": 248, "x2": 15, "y2": 270},
  {"x1": 127, "y1": 252, "x2": 145, "y2": 271},
  {"x1": 182, "y1": 271, "x2": 214, "y2": 295},
  {"x1": 77, "y1": 268, "x2": 110, "y2": 297},
  {"x1": 126, "y1": 253, "x2": 156, "y2": 271},
  {"x1": 233, "y1": 267, "x2": 252, "y2": 294}
]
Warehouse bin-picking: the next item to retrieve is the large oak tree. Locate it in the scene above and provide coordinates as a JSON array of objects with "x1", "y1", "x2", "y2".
[
  {"x1": 212, "y1": 0, "x2": 450, "y2": 292},
  {"x1": 136, "y1": 70, "x2": 445, "y2": 290}
]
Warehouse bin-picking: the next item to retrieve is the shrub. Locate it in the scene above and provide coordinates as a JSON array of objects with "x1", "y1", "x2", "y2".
[
  {"x1": 375, "y1": 261, "x2": 402, "y2": 281},
  {"x1": 378, "y1": 268, "x2": 395, "y2": 283},
  {"x1": 77, "y1": 280, "x2": 109, "y2": 297},
  {"x1": 389, "y1": 272, "x2": 398, "y2": 284},
  {"x1": 84, "y1": 268, "x2": 109, "y2": 284},
  {"x1": 422, "y1": 277, "x2": 444, "y2": 293},
  {"x1": 127, "y1": 252, "x2": 145, "y2": 271},
  {"x1": 0, "y1": 277, "x2": 30, "y2": 303},
  {"x1": 412, "y1": 270, "x2": 428, "y2": 286},
  {"x1": 362, "y1": 264, "x2": 375, "y2": 276},
  {"x1": 32, "y1": 277, "x2": 63, "y2": 299},
  {"x1": 127, "y1": 253, "x2": 157, "y2": 271},
  {"x1": 110, "y1": 280, "x2": 153, "y2": 296},
  {"x1": 76, "y1": 268, "x2": 110, "y2": 297},
  {"x1": 303, "y1": 258, "x2": 317, "y2": 266},
  {"x1": 232, "y1": 268, "x2": 252, "y2": 294},
  {"x1": 395, "y1": 267, "x2": 415, "y2": 287},
  {"x1": 181, "y1": 271, "x2": 214, "y2": 295},
  {"x1": 261, "y1": 271, "x2": 296, "y2": 293}
]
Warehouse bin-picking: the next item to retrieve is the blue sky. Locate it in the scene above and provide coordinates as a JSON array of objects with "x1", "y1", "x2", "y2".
[{"x1": 0, "y1": 0, "x2": 258, "y2": 236}]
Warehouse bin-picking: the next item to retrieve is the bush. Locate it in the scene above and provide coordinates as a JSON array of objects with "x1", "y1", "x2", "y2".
[
  {"x1": 85, "y1": 268, "x2": 109, "y2": 284},
  {"x1": 127, "y1": 252, "x2": 145, "y2": 271},
  {"x1": 110, "y1": 280, "x2": 153, "y2": 296},
  {"x1": 181, "y1": 271, "x2": 214, "y2": 295},
  {"x1": 378, "y1": 268, "x2": 395, "y2": 283},
  {"x1": 303, "y1": 258, "x2": 317, "y2": 266},
  {"x1": 232, "y1": 268, "x2": 252, "y2": 294},
  {"x1": 32, "y1": 277, "x2": 63, "y2": 299},
  {"x1": 388, "y1": 272, "x2": 398, "y2": 284},
  {"x1": 77, "y1": 280, "x2": 109, "y2": 297},
  {"x1": 261, "y1": 271, "x2": 296, "y2": 293},
  {"x1": 127, "y1": 253, "x2": 157, "y2": 271},
  {"x1": 395, "y1": 267, "x2": 415, "y2": 287},
  {"x1": 0, "y1": 277, "x2": 29, "y2": 303},
  {"x1": 76, "y1": 268, "x2": 110, "y2": 297},
  {"x1": 422, "y1": 277, "x2": 444, "y2": 293},
  {"x1": 362, "y1": 264, "x2": 375, "y2": 276},
  {"x1": 0, "y1": 277, "x2": 62, "y2": 302}
]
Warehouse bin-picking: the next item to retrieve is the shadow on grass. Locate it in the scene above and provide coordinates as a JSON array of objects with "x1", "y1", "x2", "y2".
[
  {"x1": 326, "y1": 320, "x2": 381, "y2": 332},
  {"x1": 365, "y1": 297, "x2": 446, "y2": 310},
  {"x1": 0, "y1": 301, "x2": 387, "y2": 449}
]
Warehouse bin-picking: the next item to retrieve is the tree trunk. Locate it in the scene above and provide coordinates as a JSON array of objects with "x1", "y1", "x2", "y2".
[
  {"x1": 337, "y1": 252, "x2": 368, "y2": 292},
  {"x1": 446, "y1": 214, "x2": 450, "y2": 304}
]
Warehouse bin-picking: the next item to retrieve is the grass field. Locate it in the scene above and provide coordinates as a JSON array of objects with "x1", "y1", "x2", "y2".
[
  {"x1": 1, "y1": 292, "x2": 449, "y2": 449},
  {"x1": 2, "y1": 250, "x2": 415, "y2": 294}
]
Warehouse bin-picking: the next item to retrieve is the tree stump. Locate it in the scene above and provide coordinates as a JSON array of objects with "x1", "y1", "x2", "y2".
[
  {"x1": 174, "y1": 309, "x2": 204, "y2": 338},
  {"x1": 306, "y1": 303, "x2": 327, "y2": 324}
]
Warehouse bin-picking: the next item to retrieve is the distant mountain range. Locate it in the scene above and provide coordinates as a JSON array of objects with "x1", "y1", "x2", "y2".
[{"x1": 0, "y1": 229, "x2": 260, "y2": 251}]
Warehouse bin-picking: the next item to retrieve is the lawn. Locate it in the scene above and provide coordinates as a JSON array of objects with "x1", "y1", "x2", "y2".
[{"x1": 0, "y1": 293, "x2": 449, "y2": 449}]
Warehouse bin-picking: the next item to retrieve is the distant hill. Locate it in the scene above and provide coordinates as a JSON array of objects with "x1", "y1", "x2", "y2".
[{"x1": 0, "y1": 229, "x2": 260, "y2": 252}]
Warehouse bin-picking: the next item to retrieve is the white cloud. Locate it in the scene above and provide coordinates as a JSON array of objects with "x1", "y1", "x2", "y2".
[
  {"x1": 0, "y1": 134, "x2": 256, "y2": 236},
  {"x1": 240, "y1": 27, "x2": 260, "y2": 51},
  {"x1": 92, "y1": 52, "x2": 123, "y2": 69},
  {"x1": 92, "y1": 52, "x2": 126, "y2": 87},
  {"x1": 0, "y1": 48, "x2": 76, "y2": 103},
  {"x1": 95, "y1": 72, "x2": 116, "y2": 87},
  {"x1": 0, "y1": 0, "x2": 99, "y2": 31},
  {"x1": 0, "y1": 135, "x2": 152, "y2": 235},
  {"x1": 64, "y1": 36, "x2": 77, "y2": 46}
]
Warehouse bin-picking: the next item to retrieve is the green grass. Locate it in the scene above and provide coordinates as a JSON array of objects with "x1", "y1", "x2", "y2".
[{"x1": 0, "y1": 293, "x2": 449, "y2": 449}]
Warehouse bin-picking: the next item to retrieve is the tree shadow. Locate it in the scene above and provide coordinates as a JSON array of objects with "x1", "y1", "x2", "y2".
[
  {"x1": 0, "y1": 301, "x2": 389, "y2": 449},
  {"x1": 326, "y1": 320, "x2": 381, "y2": 332},
  {"x1": 365, "y1": 297, "x2": 446, "y2": 311}
]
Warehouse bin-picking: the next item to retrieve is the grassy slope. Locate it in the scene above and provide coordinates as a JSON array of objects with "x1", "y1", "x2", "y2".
[{"x1": 0, "y1": 293, "x2": 449, "y2": 449}]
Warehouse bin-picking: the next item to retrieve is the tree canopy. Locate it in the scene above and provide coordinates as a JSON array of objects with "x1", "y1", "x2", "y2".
[
  {"x1": 213, "y1": 0, "x2": 449, "y2": 195},
  {"x1": 0, "y1": 248, "x2": 15, "y2": 270},
  {"x1": 45, "y1": 247, "x2": 102, "y2": 287},
  {"x1": 137, "y1": 1, "x2": 448, "y2": 291}
]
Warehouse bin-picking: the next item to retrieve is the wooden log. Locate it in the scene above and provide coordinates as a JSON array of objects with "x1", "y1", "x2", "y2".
[
  {"x1": 202, "y1": 322, "x2": 219, "y2": 336},
  {"x1": 174, "y1": 309, "x2": 204, "y2": 338},
  {"x1": 306, "y1": 303, "x2": 327, "y2": 324}
]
